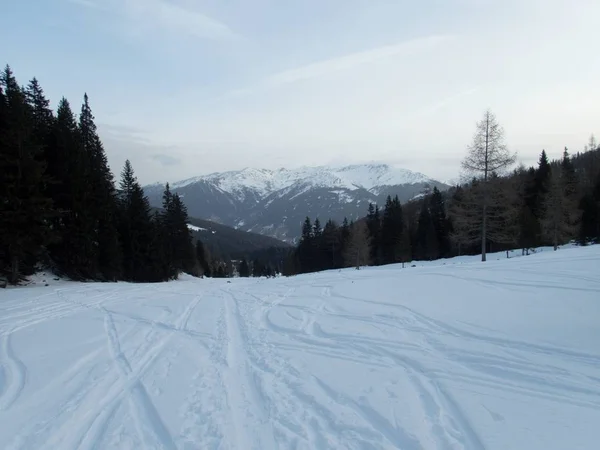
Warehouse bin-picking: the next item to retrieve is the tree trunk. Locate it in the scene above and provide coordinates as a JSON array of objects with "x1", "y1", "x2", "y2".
[
  {"x1": 481, "y1": 202, "x2": 487, "y2": 261},
  {"x1": 481, "y1": 116, "x2": 489, "y2": 262}
]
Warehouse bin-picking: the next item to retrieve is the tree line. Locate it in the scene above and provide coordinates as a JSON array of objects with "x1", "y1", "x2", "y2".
[
  {"x1": 284, "y1": 110, "x2": 600, "y2": 275},
  {"x1": 0, "y1": 65, "x2": 222, "y2": 285},
  {"x1": 2, "y1": 65, "x2": 598, "y2": 283}
]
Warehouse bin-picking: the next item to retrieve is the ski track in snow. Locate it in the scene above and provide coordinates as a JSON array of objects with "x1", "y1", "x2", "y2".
[
  {"x1": 0, "y1": 331, "x2": 27, "y2": 411},
  {"x1": 1, "y1": 247, "x2": 600, "y2": 449}
]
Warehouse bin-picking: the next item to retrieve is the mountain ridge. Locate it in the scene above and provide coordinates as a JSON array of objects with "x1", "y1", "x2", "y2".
[{"x1": 145, "y1": 163, "x2": 449, "y2": 242}]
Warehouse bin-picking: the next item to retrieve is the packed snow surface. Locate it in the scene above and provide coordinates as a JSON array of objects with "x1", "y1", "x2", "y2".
[
  {"x1": 171, "y1": 163, "x2": 434, "y2": 197},
  {"x1": 1, "y1": 247, "x2": 600, "y2": 449}
]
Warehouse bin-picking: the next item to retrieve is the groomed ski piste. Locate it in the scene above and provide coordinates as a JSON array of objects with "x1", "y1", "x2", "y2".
[{"x1": 1, "y1": 246, "x2": 600, "y2": 449}]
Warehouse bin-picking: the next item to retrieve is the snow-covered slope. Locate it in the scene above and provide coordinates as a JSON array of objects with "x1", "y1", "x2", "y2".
[
  {"x1": 1, "y1": 246, "x2": 600, "y2": 449},
  {"x1": 145, "y1": 164, "x2": 447, "y2": 241}
]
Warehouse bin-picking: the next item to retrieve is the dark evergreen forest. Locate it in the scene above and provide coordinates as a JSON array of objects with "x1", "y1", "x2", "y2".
[{"x1": 0, "y1": 66, "x2": 214, "y2": 285}]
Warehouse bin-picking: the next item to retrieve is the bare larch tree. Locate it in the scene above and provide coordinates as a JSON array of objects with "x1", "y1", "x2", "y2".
[{"x1": 461, "y1": 110, "x2": 516, "y2": 261}]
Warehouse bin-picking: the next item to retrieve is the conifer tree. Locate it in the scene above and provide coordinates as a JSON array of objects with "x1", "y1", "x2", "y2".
[
  {"x1": 416, "y1": 203, "x2": 438, "y2": 260},
  {"x1": 398, "y1": 226, "x2": 412, "y2": 267},
  {"x1": 170, "y1": 194, "x2": 196, "y2": 275},
  {"x1": 25, "y1": 78, "x2": 54, "y2": 148},
  {"x1": 340, "y1": 217, "x2": 351, "y2": 259},
  {"x1": 366, "y1": 203, "x2": 382, "y2": 265},
  {"x1": 196, "y1": 239, "x2": 211, "y2": 277},
  {"x1": 79, "y1": 94, "x2": 121, "y2": 279},
  {"x1": 118, "y1": 160, "x2": 157, "y2": 281},
  {"x1": 238, "y1": 258, "x2": 250, "y2": 277},
  {"x1": 0, "y1": 66, "x2": 53, "y2": 283},
  {"x1": 322, "y1": 219, "x2": 340, "y2": 269},
  {"x1": 159, "y1": 185, "x2": 196, "y2": 276},
  {"x1": 252, "y1": 259, "x2": 263, "y2": 277},
  {"x1": 380, "y1": 196, "x2": 394, "y2": 264},
  {"x1": 45, "y1": 98, "x2": 91, "y2": 278},
  {"x1": 578, "y1": 189, "x2": 599, "y2": 245},
  {"x1": 429, "y1": 187, "x2": 450, "y2": 258},
  {"x1": 561, "y1": 147, "x2": 578, "y2": 198},
  {"x1": 534, "y1": 150, "x2": 551, "y2": 203},
  {"x1": 344, "y1": 221, "x2": 371, "y2": 269},
  {"x1": 518, "y1": 166, "x2": 541, "y2": 252},
  {"x1": 313, "y1": 218, "x2": 322, "y2": 239},
  {"x1": 542, "y1": 162, "x2": 579, "y2": 250},
  {"x1": 518, "y1": 204, "x2": 539, "y2": 254},
  {"x1": 381, "y1": 196, "x2": 405, "y2": 264},
  {"x1": 297, "y1": 217, "x2": 314, "y2": 273},
  {"x1": 311, "y1": 217, "x2": 325, "y2": 270}
]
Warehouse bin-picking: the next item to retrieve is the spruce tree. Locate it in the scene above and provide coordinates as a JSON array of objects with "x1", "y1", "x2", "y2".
[
  {"x1": 398, "y1": 227, "x2": 412, "y2": 267},
  {"x1": 518, "y1": 166, "x2": 542, "y2": 251},
  {"x1": 578, "y1": 193, "x2": 599, "y2": 245},
  {"x1": 79, "y1": 94, "x2": 121, "y2": 280},
  {"x1": 344, "y1": 221, "x2": 371, "y2": 269},
  {"x1": 381, "y1": 196, "x2": 395, "y2": 264},
  {"x1": 313, "y1": 218, "x2": 322, "y2": 239},
  {"x1": 381, "y1": 196, "x2": 405, "y2": 264},
  {"x1": 118, "y1": 160, "x2": 157, "y2": 281},
  {"x1": 169, "y1": 194, "x2": 196, "y2": 275},
  {"x1": 542, "y1": 162, "x2": 579, "y2": 250},
  {"x1": 416, "y1": 203, "x2": 438, "y2": 260},
  {"x1": 160, "y1": 183, "x2": 175, "y2": 270},
  {"x1": 429, "y1": 187, "x2": 450, "y2": 258},
  {"x1": 0, "y1": 66, "x2": 53, "y2": 283},
  {"x1": 534, "y1": 150, "x2": 551, "y2": 195},
  {"x1": 578, "y1": 171, "x2": 600, "y2": 244},
  {"x1": 297, "y1": 217, "x2": 313, "y2": 273},
  {"x1": 46, "y1": 98, "x2": 93, "y2": 278},
  {"x1": 238, "y1": 258, "x2": 250, "y2": 277},
  {"x1": 366, "y1": 203, "x2": 382, "y2": 265},
  {"x1": 322, "y1": 219, "x2": 340, "y2": 269},
  {"x1": 518, "y1": 205, "x2": 539, "y2": 254},
  {"x1": 340, "y1": 217, "x2": 351, "y2": 260},
  {"x1": 195, "y1": 239, "x2": 211, "y2": 277},
  {"x1": 146, "y1": 211, "x2": 171, "y2": 280},
  {"x1": 561, "y1": 147, "x2": 578, "y2": 198}
]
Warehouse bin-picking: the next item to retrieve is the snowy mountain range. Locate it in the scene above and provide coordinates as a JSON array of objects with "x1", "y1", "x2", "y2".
[{"x1": 145, "y1": 163, "x2": 449, "y2": 242}]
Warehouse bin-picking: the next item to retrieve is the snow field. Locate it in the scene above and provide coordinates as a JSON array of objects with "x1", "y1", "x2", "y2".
[{"x1": 1, "y1": 246, "x2": 600, "y2": 449}]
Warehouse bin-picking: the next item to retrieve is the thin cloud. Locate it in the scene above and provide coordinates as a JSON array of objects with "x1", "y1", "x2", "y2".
[
  {"x1": 68, "y1": 0, "x2": 237, "y2": 41},
  {"x1": 266, "y1": 35, "x2": 452, "y2": 86},
  {"x1": 418, "y1": 87, "x2": 481, "y2": 116},
  {"x1": 220, "y1": 34, "x2": 453, "y2": 100}
]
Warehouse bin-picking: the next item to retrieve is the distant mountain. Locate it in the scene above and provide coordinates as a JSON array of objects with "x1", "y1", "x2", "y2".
[{"x1": 145, "y1": 163, "x2": 449, "y2": 242}]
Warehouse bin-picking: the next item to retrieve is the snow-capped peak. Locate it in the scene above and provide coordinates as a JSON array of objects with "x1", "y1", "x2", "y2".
[{"x1": 166, "y1": 163, "x2": 435, "y2": 200}]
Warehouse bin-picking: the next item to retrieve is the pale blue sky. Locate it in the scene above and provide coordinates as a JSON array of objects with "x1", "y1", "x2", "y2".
[{"x1": 2, "y1": 0, "x2": 599, "y2": 183}]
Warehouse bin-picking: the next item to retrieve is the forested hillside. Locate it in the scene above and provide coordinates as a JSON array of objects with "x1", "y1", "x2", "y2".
[
  {"x1": 284, "y1": 112, "x2": 600, "y2": 275},
  {"x1": 0, "y1": 65, "x2": 277, "y2": 285}
]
